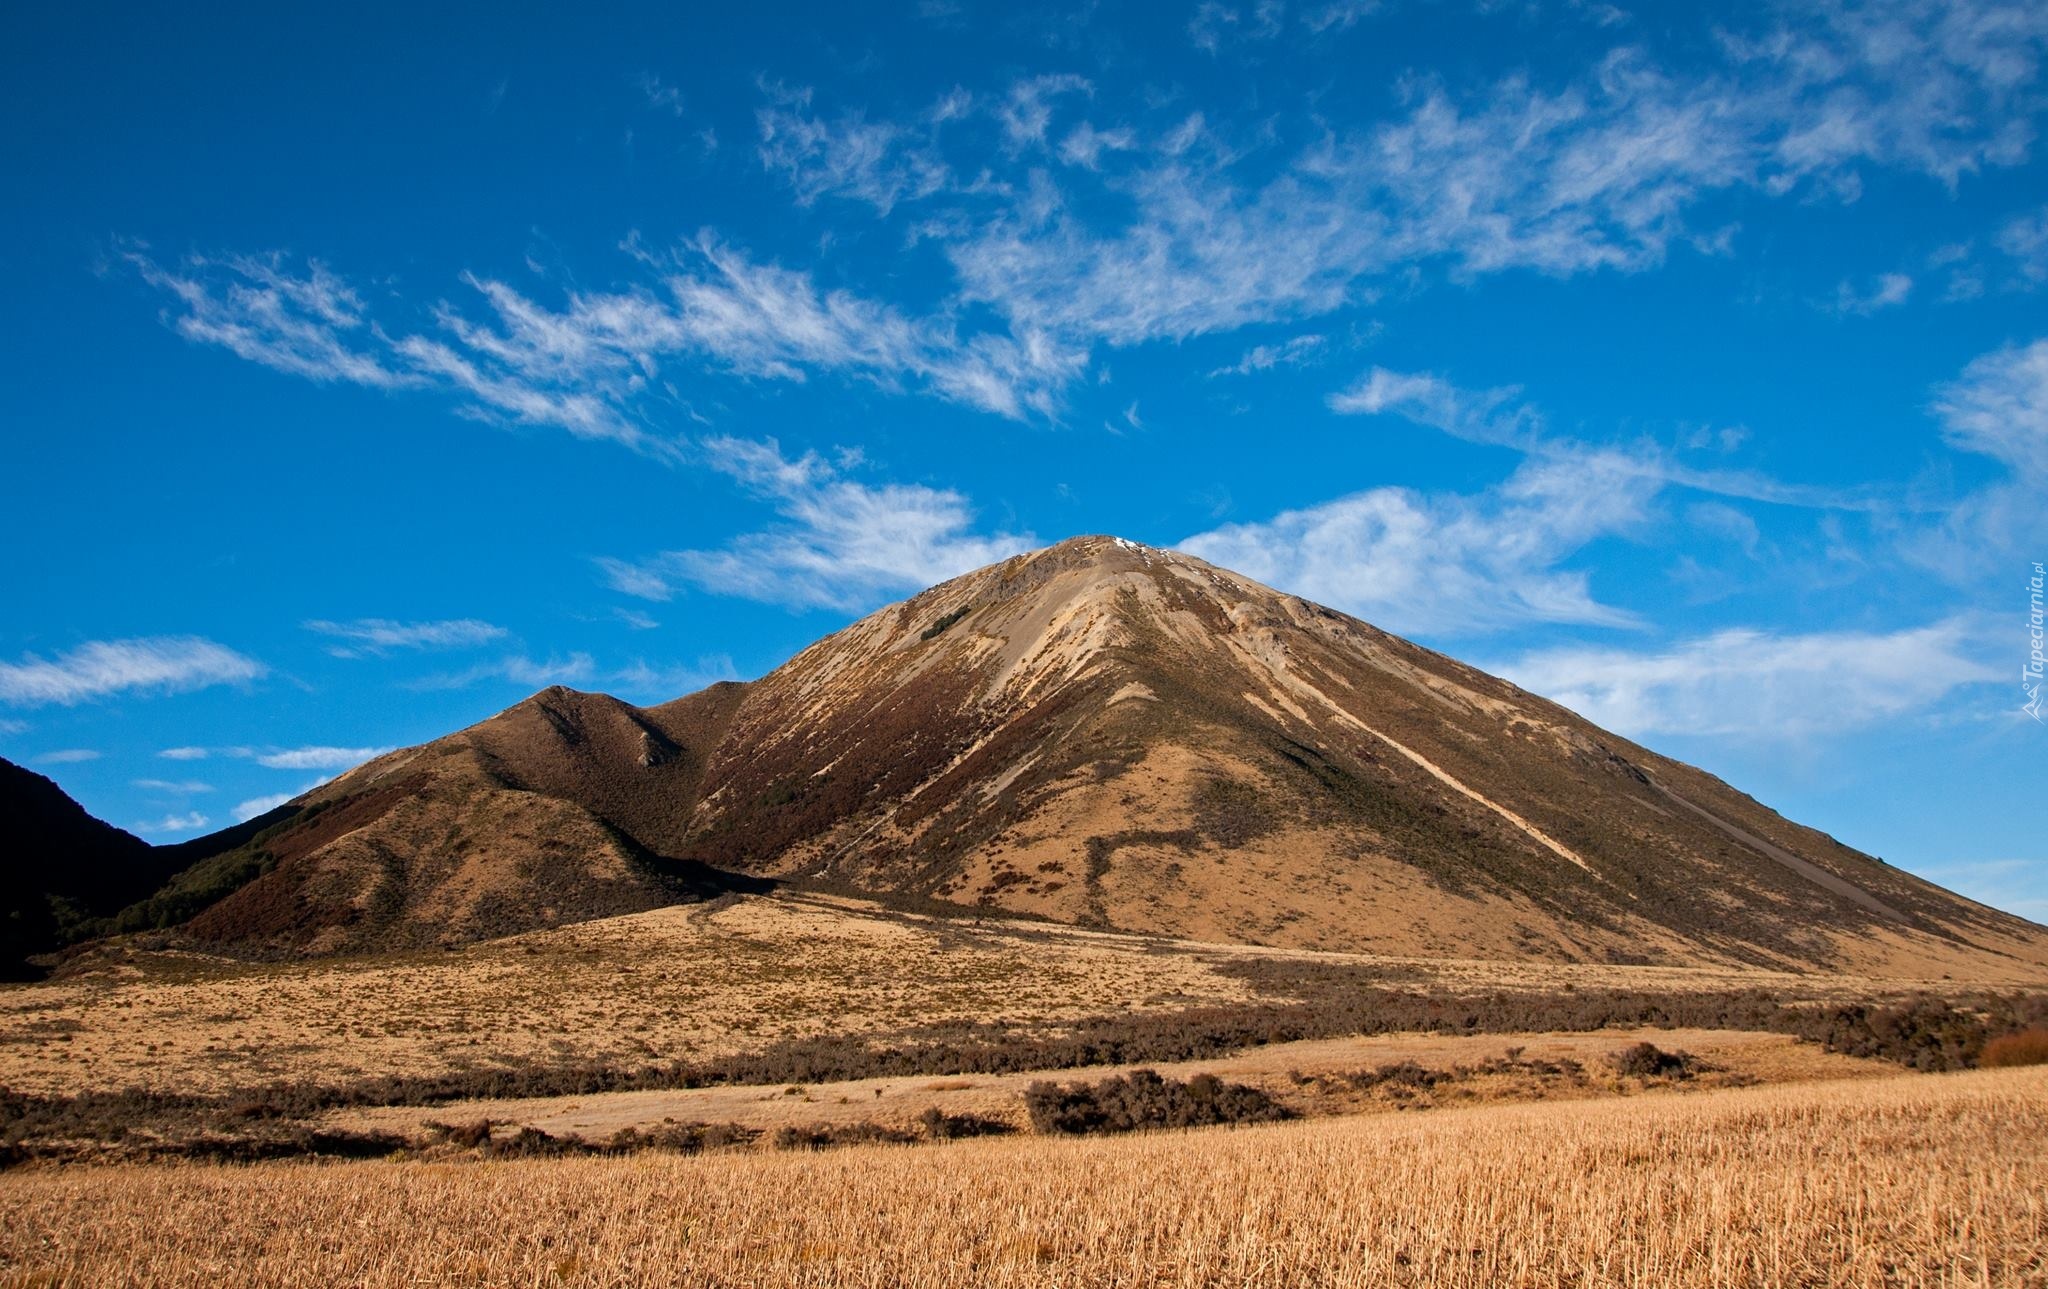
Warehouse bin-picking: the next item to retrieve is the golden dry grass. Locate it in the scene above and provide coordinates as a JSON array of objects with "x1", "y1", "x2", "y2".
[
  {"x1": 0, "y1": 894, "x2": 1261, "y2": 1096},
  {"x1": 328, "y1": 1026, "x2": 1877, "y2": 1142},
  {"x1": 0, "y1": 891, "x2": 1957, "y2": 1099},
  {"x1": 3, "y1": 1068, "x2": 2043, "y2": 1288}
]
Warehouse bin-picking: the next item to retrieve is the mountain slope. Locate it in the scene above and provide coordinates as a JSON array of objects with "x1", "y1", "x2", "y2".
[
  {"x1": 0, "y1": 758, "x2": 177, "y2": 974},
  {"x1": 658, "y1": 536, "x2": 2041, "y2": 975},
  {"x1": 137, "y1": 686, "x2": 762, "y2": 956},
  {"x1": 120, "y1": 537, "x2": 2048, "y2": 975}
]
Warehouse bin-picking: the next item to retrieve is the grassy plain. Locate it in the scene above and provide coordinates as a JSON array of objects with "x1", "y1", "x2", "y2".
[
  {"x1": 3, "y1": 1067, "x2": 2043, "y2": 1288},
  {"x1": 0, "y1": 891, "x2": 1959, "y2": 1099}
]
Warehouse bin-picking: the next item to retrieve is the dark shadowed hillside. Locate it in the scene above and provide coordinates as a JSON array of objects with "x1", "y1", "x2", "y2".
[{"x1": 0, "y1": 758, "x2": 167, "y2": 974}]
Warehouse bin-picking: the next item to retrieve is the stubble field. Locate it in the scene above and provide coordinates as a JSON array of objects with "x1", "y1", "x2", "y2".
[{"x1": 3, "y1": 1067, "x2": 2043, "y2": 1288}]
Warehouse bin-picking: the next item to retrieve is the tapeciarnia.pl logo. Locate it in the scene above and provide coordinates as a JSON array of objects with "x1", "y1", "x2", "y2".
[{"x1": 2028, "y1": 561, "x2": 2045, "y2": 724}]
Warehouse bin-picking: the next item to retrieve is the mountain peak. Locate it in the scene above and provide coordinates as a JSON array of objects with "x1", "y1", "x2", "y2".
[
  {"x1": 1008, "y1": 534, "x2": 1195, "y2": 581},
  {"x1": 1041, "y1": 533, "x2": 1165, "y2": 558},
  {"x1": 113, "y1": 543, "x2": 2048, "y2": 976}
]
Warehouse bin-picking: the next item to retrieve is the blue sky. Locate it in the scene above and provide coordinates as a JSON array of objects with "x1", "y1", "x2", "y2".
[{"x1": 3, "y1": 0, "x2": 2044, "y2": 920}]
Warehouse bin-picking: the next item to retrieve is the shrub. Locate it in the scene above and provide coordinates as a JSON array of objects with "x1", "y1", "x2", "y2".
[
  {"x1": 772, "y1": 1121, "x2": 918, "y2": 1151},
  {"x1": 1608, "y1": 1042, "x2": 1698, "y2": 1079},
  {"x1": 1787, "y1": 995, "x2": 2048, "y2": 1072},
  {"x1": 423, "y1": 1118, "x2": 494, "y2": 1149},
  {"x1": 919, "y1": 606, "x2": 974, "y2": 640},
  {"x1": 1312, "y1": 1054, "x2": 1591, "y2": 1102},
  {"x1": 601, "y1": 1122, "x2": 757, "y2": 1154},
  {"x1": 1023, "y1": 1070, "x2": 1292, "y2": 1136},
  {"x1": 483, "y1": 1125, "x2": 574, "y2": 1158},
  {"x1": 1192, "y1": 779, "x2": 1278, "y2": 848},
  {"x1": 1346, "y1": 1060, "x2": 1448, "y2": 1090},
  {"x1": 918, "y1": 1107, "x2": 1013, "y2": 1140},
  {"x1": 1980, "y1": 1028, "x2": 2048, "y2": 1068}
]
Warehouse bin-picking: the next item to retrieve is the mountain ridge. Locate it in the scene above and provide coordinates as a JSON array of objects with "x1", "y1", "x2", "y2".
[{"x1": 26, "y1": 535, "x2": 2048, "y2": 976}]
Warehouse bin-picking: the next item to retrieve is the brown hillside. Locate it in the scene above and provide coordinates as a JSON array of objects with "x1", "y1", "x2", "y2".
[
  {"x1": 170, "y1": 685, "x2": 760, "y2": 955},
  {"x1": 143, "y1": 536, "x2": 2048, "y2": 973}
]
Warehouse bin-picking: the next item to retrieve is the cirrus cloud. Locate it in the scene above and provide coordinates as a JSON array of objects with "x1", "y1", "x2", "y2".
[
  {"x1": 1494, "y1": 618, "x2": 2000, "y2": 740},
  {"x1": 598, "y1": 436, "x2": 1035, "y2": 612},
  {"x1": 0, "y1": 637, "x2": 265, "y2": 708},
  {"x1": 304, "y1": 617, "x2": 507, "y2": 657}
]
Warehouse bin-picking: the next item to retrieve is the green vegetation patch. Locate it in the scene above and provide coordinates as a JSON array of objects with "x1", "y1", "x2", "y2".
[{"x1": 919, "y1": 604, "x2": 975, "y2": 641}]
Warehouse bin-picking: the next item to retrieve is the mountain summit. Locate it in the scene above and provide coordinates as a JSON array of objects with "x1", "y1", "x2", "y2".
[{"x1": 92, "y1": 536, "x2": 2048, "y2": 974}]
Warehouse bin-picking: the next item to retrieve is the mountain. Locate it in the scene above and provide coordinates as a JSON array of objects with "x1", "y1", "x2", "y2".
[
  {"x1": 0, "y1": 758, "x2": 179, "y2": 974},
  {"x1": 126, "y1": 684, "x2": 766, "y2": 956},
  {"x1": 104, "y1": 537, "x2": 2048, "y2": 974}
]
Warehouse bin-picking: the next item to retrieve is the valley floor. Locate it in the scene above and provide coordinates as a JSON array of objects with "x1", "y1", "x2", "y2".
[
  {"x1": 1, "y1": 890, "x2": 2006, "y2": 1099},
  {"x1": 2, "y1": 1067, "x2": 2043, "y2": 1288},
  {"x1": 325, "y1": 1024, "x2": 1876, "y2": 1142}
]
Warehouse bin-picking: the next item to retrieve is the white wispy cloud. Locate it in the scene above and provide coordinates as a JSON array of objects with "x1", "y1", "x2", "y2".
[
  {"x1": 1182, "y1": 448, "x2": 1659, "y2": 636},
  {"x1": 1495, "y1": 618, "x2": 2000, "y2": 739},
  {"x1": 1188, "y1": 2, "x2": 1240, "y2": 53},
  {"x1": 932, "y1": 4, "x2": 2048, "y2": 357},
  {"x1": 253, "y1": 746, "x2": 393, "y2": 771},
  {"x1": 405, "y1": 650, "x2": 735, "y2": 697},
  {"x1": 950, "y1": 57, "x2": 1747, "y2": 343},
  {"x1": 33, "y1": 749, "x2": 101, "y2": 764},
  {"x1": 609, "y1": 655, "x2": 743, "y2": 699},
  {"x1": 1934, "y1": 337, "x2": 2048, "y2": 481},
  {"x1": 501, "y1": 654, "x2": 596, "y2": 688},
  {"x1": 998, "y1": 74, "x2": 1092, "y2": 148},
  {"x1": 119, "y1": 4, "x2": 2048, "y2": 447},
  {"x1": 1999, "y1": 204, "x2": 2048, "y2": 284},
  {"x1": 134, "y1": 811, "x2": 211, "y2": 835},
  {"x1": 1208, "y1": 334, "x2": 1327, "y2": 378},
  {"x1": 1908, "y1": 858, "x2": 2048, "y2": 923},
  {"x1": 1745, "y1": 0, "x2": 2048, "y2": 187},
  {"x1": 947, "y1": 160, "x2": 1382, "y2": 347},
  {"x1": 0, "y1": 719, "x2": 27, "y2": 735},
  {"x1": 109, "y1": 5, "x2": 2039, "y2": 515},
  {"x1": 1057, "y1": 122, "x2": 1139, "y2": 170},
  {"x1": 121, "y1": 245, "x2": 413, "y2": 388},
  {"x1": 756, "y1": 83, "x2": 949, "y2": 214},
  {"x1": 0, "y1": 637, "x2": 265, "y2": 707},
  {"x1": 304, "y1": 617, "x2": 507, "y2": 657},
  {"x1": 1188, "y1": 0, "x2": 1287, "y2": 51},
  {"x1": 232, "y1": 788, "x2": 315, "y2": 823},
  {"x1": 1328, "y1": 367, "x2": 1543, "y2": 447},
  {"x1": 1302, "y1": 1, "x2": 1380, "y2": 35},
  {"x1": 406, "y1": 652, "x2": 597, "y2": 692},
  {"x1": 591, "y1": 558, "x2": 675, "y2": 601},
  {"x1": 1331, "y1": 365, "x2": 1896, "y2": 513},
  {"x1": 662, "y1": 236, "x2": 1085, "y2": 418},
  {"x1": 1824, "y1": 273, "x2": 1914, "y2": 316},
  {"x1": 133, "y1": 778, "x2": 213, "y2": 794},
  {"x1": 158, "y1": 746, "x2": 213, "y2": 760},
  {"x1": 599, "y1": 436, "x2": 1034, "y2": 611},
  {"x1": 637, "y1": 72, "x2": 686, "y2": 118},
  {"x1": 125, "y1": 235, "x2": 1084, "y2": 450},
  {"x1": 1911, "y1": 336, "x2": 2048, "y2": 573}
]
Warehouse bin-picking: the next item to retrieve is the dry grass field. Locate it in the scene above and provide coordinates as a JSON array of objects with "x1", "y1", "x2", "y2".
[
  {"x1": 328, "y1": 1025, "x2": 1876, "y2": 1141},
  {"x1": 0, "y1": 894, "x2": 1267, "y2": 1096},
  {"x1": 0, "y1": 891, "x2": 1965, "y2": 1099},
  {"x1": 3, "y1": 1067, "x2": 2042, "y2": 1288}
]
